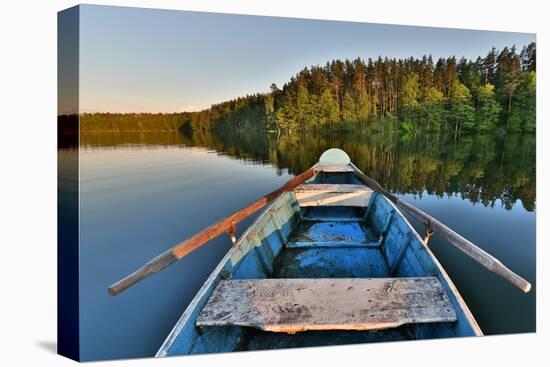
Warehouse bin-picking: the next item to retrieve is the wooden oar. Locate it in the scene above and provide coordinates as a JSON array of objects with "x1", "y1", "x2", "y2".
[
  {"x1": 108, "y1": 167, "x2": 317, "y2": 296},
  {"x1": 350, "y1": 165, "x2": 532, "y2": 293}
]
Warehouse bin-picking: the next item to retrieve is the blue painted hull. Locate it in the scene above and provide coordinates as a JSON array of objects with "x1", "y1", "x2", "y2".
[{"x1": 157, "y1": 169, "x2": 481, "y2": 357}]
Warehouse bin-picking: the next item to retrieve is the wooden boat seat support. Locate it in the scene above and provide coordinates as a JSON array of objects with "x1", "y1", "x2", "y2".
[
  {"x1": 390, "y1": 233, "x2": 413, "y2": 275},
  {"x1": 196, "y1": 277, "x2": 457, "y2": 333}
]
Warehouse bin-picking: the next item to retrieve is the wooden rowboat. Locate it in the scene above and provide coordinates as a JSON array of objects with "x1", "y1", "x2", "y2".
[{"x1": 154, "y1": 148, "x2": 486, "y2": 356}]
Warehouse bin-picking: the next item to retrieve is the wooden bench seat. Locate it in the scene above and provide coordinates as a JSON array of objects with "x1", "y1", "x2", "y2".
[
  {"x1": 315, "y1": 165, "x2": 355, "y2": 173},
  {"x1": 196, "y1": 278, "x2": 457, "y2": 333},
  {"x1": 295, "y1": 184, "x2": 373, "y2": 207}
]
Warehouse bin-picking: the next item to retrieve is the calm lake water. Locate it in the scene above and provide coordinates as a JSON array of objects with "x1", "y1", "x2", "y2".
[{"x1": 73, "y1": 129, "x2": 535, "y2": 360}]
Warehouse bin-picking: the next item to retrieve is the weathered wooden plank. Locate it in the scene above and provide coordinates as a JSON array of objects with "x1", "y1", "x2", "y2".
[
  {"x1": 295, "y1": 184, "x2": 373, "y2": 207},
  {"x1": 295, "y1": 184, "x2": 371, "y2": 193},
  {"x1": 315, "y1": 165, "x2": 354, "y2": 172},
  {"x1": 196, "y1": 278, "x2": 457, "y2": 333}
]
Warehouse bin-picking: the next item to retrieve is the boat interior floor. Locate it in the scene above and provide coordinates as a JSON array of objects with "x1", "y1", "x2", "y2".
[
  {"x1": 275, "y1": 207, "x2": 388, "y2": 278},
  {"x1": 273, "y1": 247, "x2": 388, "y2": 278}
]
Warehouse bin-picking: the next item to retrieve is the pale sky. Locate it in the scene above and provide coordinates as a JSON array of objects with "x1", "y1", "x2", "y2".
[{"x1": 77, "y1": 5, "x2": 535, "y2": 113}]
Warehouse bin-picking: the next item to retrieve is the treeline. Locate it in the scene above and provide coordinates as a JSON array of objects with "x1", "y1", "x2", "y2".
[
  {"x1": 78, "y1": 43, "x2": 536, "y2": 134},
  {"x1": 80, "y1": 112, "x2": 191, "y2": 131},
  {"x1": 204, "y1": 43, "x2": 536, "y2": 134},
  {"x1": 78, "y1": 99, "x2": 267, "y2": 132}
]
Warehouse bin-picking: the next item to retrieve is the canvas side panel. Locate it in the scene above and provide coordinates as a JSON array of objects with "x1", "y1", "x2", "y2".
[{"x1": 58, "y1": 5, "x2": 80, "y2": 361}]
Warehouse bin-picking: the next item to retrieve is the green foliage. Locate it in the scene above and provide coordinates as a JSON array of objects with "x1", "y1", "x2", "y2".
[
  {"x1": 260, "y1": 42, "x2": 534, "y2": 134},
  {"x1": 355, "y1": 92, "x2": 370, "y2": 121},
  {"x1": 341, "y1": 92, "x2": 355, "y2": 121},
  {"x1": 296, "y1": 83, "x2": 310, "y2": 129},
  {"x1": 513, "y1": 71, "x2": 536, "y2": 132},
  {"x1": 475, "y1": 84, "x2": 502, "y2": 131},
  {"x1": 420, "y1": 86, "x2": 445, "y2": 130},
  {"x1": 398, "y1": 73, "x2": 421, "y2": 131},
  {"x1": 276, "y1": 91, "x2": 298, "y2": 131},
  {"x1": 264, "y1": 94, "x2": 275, "y2": 126},
  {"x1": 320, "y1": 89, "x2": 340, "y2": 126},
  {"x1": 448, "y1": 80, "x2": 475, "y2": 131},
  {"x1": 400, "y1": 73, "x2": 420, "y2": 108}
]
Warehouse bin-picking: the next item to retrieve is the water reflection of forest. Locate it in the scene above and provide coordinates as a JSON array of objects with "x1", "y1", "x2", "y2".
[{"x1": 80, "y1": 129, "x2": 536, "y2": 212}]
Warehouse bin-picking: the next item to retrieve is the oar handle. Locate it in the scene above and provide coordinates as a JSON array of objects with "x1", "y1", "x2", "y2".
[
  {"x1": 352, "y1": 168, "x2": 532, "y2": 293},
  {"x1": 492, "y1": 264, "x2": 532, "y2": 293},
  {"x1": 108, "y1": 251, "x2": 177, "y2": 296},
  {"x1": 397, "y1": 200, "x2": 532, "y2": 293}
]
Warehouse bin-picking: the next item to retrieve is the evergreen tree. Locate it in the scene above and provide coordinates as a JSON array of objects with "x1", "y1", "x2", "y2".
[
  {"x1": 482, "y1": 47, "x2": 497, "y2": 84},
  {"x1": 319, "y1": 89, "x2": 340, "y2": 127},
  {"x1": 496, "y1": 46, "x2": 522, "y2": 128},
  {"x1": 514, "y1": 71, "x2": 536, "y2": 132},
  {"x1": 264, "y1": 94, "x2": 276, "y2": 129},
  {"x1": 520, "y1": 42, "x2": 536, "y2": 72},
  {"x1": 355, "y1": 92, "x2": 370, "y2": 121},
  {"x1": 400, "y1": 73, "x2": 420, "y2": 108},
  {"x1": 296, "y1": 83, "x2": 310, "y2": 130},
  {"x1": 449, "y1": 80, "x2": 475, "y2": 134},
  {"x1": 399, "y1": 73, "x2": 420, "y2": 130},
  {"x1": 341, "y1": 91, "x2": 355, "y2": 121},
  {"x1": 475, "y1": 84, "x2": 501, "y2": 131},
  {"x1": 433, "y1": 58, "x2": 447, "y2": 93},
  {"x1": 422, "y1": 86, "x2": 445, "y2": 130}
]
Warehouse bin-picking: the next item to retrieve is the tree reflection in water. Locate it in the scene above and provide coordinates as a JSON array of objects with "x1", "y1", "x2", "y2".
[{"x1": 79, "y1": 128, "x2": 535, "y2": 212}]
